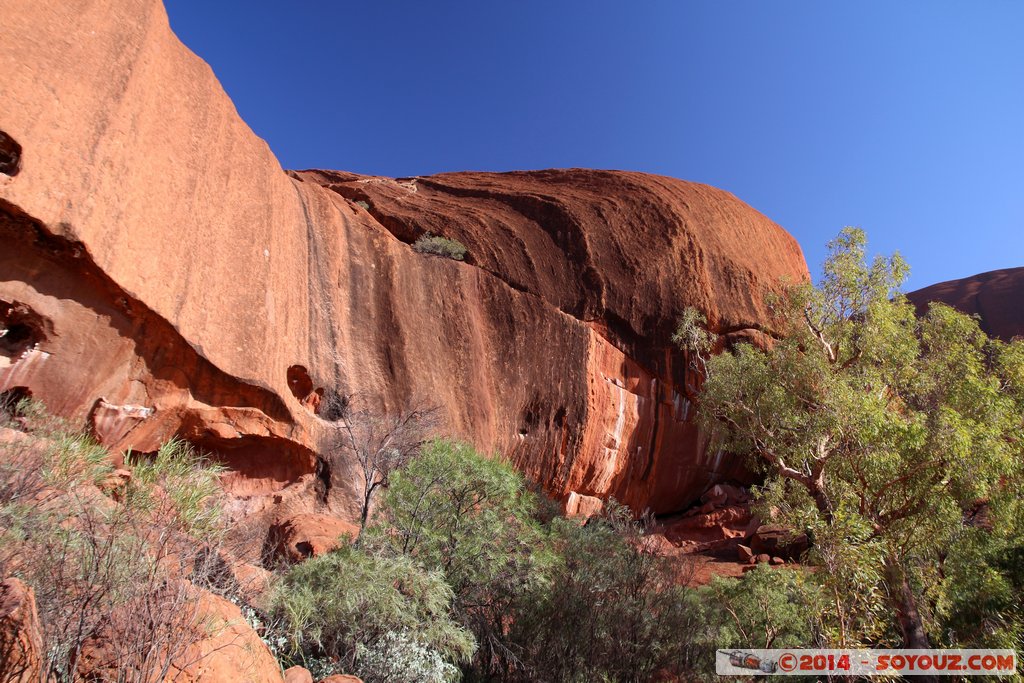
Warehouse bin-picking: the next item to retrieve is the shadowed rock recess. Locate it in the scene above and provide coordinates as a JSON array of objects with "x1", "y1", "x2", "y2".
[{"x1": 0, "y1": 0, "x2": 808, "y2": 521}]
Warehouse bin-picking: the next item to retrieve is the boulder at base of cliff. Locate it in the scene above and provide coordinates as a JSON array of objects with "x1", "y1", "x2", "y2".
[
  {"x1": 269, "y1": 513, "x2": 359, "y2": 563},
  {"x1": 284, "y1": 666, "x2": 314, "y2": 683},
  {"x1": 736, "y1": 544, "x2": 754, "y2": 563},
  {"x1": 637, "y1": 533, "x2": 678, "y2": 556},
  {"x1": 0, "y1": 578, "x2": 43, "y2": 683},
  {"x1": 564, "y1": 491, "x2": 604, "y2": 518},
  {"x1": 171, "y1": 588, "x2": 284, "y2": 682},
  {"x1": 76, "y1": 584, "x2": 283, "y2": 683},
  {"x1": 174, "y1": 589, "x2": 284, "y2": 679},
  {"x1": 662, "y1": 504, "x2": 751, "y2": 548}
]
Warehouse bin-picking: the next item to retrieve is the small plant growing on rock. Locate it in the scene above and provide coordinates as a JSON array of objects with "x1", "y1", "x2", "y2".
[{"x1": 412, "y1": 234, "x2": 467, "y2": 261}]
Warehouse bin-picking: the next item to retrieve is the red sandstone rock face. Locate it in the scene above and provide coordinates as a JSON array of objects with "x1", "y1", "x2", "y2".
[
  {"x1": 0, "y1": 578, "x2": 43, "y2": 683},
  {"x1": 907, "y1": 267, "x2": 1024, "y2": 341},
  {"x1": 269, "y1": 513, "x2": 359, "y2": 563},
  {"x1": 296, "y1": 169, "x2": 808, "y2": 512},
  {"x1": 77, "y1": 585, "x2": 284, "y2": 683},
  {"x1": 0, "y1": 0, "x2": 808, "y2": 524}
]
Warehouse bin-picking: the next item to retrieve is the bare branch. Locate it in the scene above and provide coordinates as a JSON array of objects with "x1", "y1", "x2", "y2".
[
  {"x1": 322, "y1": 399, "x2": 441, "y2": 532},
  {"x1": 804, "y1": 306, "x2": 837, "y2": 363}
]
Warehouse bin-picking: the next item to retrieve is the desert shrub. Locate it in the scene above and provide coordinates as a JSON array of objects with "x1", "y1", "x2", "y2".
[
  {"x1": 268, "y1": 544, "x2": 475, "y2": 681},
  {"x1": 412, "y1": 234, "x2": 467, "y2": 261},
  {"x1": 373, "y1": 439, "x2": 547, "y2": 677},
  {"x1": 697, "y1": 565, "x2": 822, "y2": 649},
  {"x1": 125, "y1": 437, "x2": 225, "y2": 537},
  {"x1": 357, "y1": 632, "x2": 463, "y2": 683},
  {"x1": 0, "y1": 400, "x2": 114, "y2": 576},
  {"x1": 0, "y1": 406, "x2": 229, "y2": 682},
  {"x1": 934, "y1": 489, "x2": 1024, "y2": 650},
  {"x1": 509, "y1": 502, "x2": 703, "y2": 682}
]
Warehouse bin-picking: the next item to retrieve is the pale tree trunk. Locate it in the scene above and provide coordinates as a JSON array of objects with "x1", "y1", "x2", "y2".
[{"x1": 884, "y1": 559, "x2": 938, "y2": 683}]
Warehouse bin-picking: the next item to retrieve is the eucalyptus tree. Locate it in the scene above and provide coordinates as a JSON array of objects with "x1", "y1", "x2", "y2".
[{"x1": 677, "y1": 228, "x2": 1024, "y2": 650}]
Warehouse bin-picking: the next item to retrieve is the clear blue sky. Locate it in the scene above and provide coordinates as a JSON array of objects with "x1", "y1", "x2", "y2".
[{"x1": 166, "y1": 1, "x2": 1023, "y2": 290}]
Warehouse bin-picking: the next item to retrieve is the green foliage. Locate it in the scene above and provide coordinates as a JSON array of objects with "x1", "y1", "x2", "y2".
[
  {"x1": 268, "y1": 544, "x2": 475, "y2": 681},
  {"x1": 509, "y1": 502, "x2": 702, "y2": 682},
  {"x1": 0, "y1": 393, "x2": 43, "y2": 422},
  {"x1": 672, "y1": 306, "x2": 715, "y2": 370},
  {"x1": 43, "y1": 430, "x2": 113, "y2": 489},
  {"x1": 125, "y1": 437, "x2": 225, "y2": 536},
  {"x1": 681, "y1": 567, "x2": 825, "y2": 682},
  {"x1": 373, "y1": 439, "x2": 547, "y2": 677},
  {"x1": 0, "y1": 401, "x2": 230, "y2": 681},
  {"x1": 378, "y1": 440, "x2": 541, "y2": 590},
  {"x1": 265, "y1": 434, "x2": 851, "y2": 681},
  {"x1": 412, "y1": 234, "x2": 468, "y2": 261},
  {"x1": 697, "y1": 565, "x2": 822, "y2": 650},
  {"x1": 690, "y1": 227, "x2": 1024, "y2": 648},
  {"x1": 935, "y1": 488, "x2": 1024, "y2": 650}
]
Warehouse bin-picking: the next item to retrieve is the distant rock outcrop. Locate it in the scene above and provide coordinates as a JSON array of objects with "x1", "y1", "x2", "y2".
[
  {"x1": 0, "y1": 0, "x2": 808, "y2": 526},
  {"x1": 907, "y1": 267, "x2": 1024, "y2": 341}
]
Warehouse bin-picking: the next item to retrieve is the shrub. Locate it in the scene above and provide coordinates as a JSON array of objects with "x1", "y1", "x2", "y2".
[
  {"x1": 374, "y1": 439, "x2": 546, "y2": 677},
  {"x1": 357, "y1": 632, "x2": 462, "y2": 683},
  {"x1": 0, "y1": 407, "x2": 229, "y2": 682},
  {"x1": 125, "y1": 437, "x2": 225, "y2": 536},
  {"x1": 509, "y1": 502, "x2": 704, "y2": 682},
  {"x1": 267, "y1": 544, "x2": 475, "y2": 681},
  {"x1": 412, "y1": 234, "x2": 467, "y2": 261},
  {"x1": 935, "y1": 489, "x2": 1024, "y2": 650},
  {"x1": 698, "y1": 565, "x2": 823, "y2": 647}
]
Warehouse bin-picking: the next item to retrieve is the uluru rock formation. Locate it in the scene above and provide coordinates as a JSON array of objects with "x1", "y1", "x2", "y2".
[
  {"x1": 295, "y1": 168, "x2": 808, "y2": 512},
  {"x1": 907, "y1": 267, "x2": 1024, "y2": 341},
  {"x1": 0, "y1": 0, "x2": 808, "y2": 529}
]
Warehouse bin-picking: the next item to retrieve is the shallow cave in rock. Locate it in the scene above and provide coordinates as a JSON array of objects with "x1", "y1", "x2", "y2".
[
  {"x1": 0, "y1": 300, "x2": 50, "y2": 359},
  {"x1": 184, "y1": 433, "x2": 318, "y2": 497},
  {"x1": 286, "y1": 364, "x2": 314, "y2": 402},
  {"x1": 0, "y1": 130, "x2": 21, "y2": 176}
]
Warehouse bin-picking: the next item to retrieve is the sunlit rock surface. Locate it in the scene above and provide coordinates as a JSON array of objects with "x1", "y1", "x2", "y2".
[{"x1": 0, "y1": 0, "x2": 808, "y2": 518}]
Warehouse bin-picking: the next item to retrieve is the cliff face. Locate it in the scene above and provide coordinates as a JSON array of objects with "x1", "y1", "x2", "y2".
[
  {"x1": 296, "y1": 169, "x2": 809, "y2": 512},
  {"x1": 0, "y1": 0, "x2": 808, "y2": 525},
  {"x1": 907, "y1": 267, "x2": 1024, "y2": 341}
]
